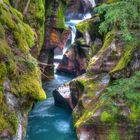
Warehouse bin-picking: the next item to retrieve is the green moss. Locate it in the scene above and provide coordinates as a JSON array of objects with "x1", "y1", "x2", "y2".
[
  {"x1": 0, "y1": 2, "x2": 35, "y2": 53},
  {"x1": 13, "y1": 22, "x2": 35, "y2": 53},
  {"x1": 14, "y1": 0, "x2": 45, "y2": 54},
  {"x1": 108, "y1": 126, "x2": 120, "y2": 140},
  {"x1": 0, "y1": 92, "x2": 18, "y2": 134},
  {"x1": 74, "y1": 73, "x2": 140, "y2": 129},
  {"x1": 111, "y1": 44, "x2": 136, "y2": 73},
  {"x1": 0, "y1": 1, "x2": 46, "y2": 100},
  {"x1": 0, "y1": 23, "x2": 5, "y2": 38},
  {"x1": 56, "y1": 1, "x2": 66, "y2": 29},
  {"x1": 46, "y1": 0, "x2": 66, "y2": 29},
  {"x1": 99, "y1": 71, "x2": 140, "y2": 125},
  {"x1": 0, "y1": 0, "x2": 46, "y2": 136},
  {"x1": 87, "y1": 31, "x2": 115, "y2": 72},
  {"x1": 0, "y1": 6, "x2": 15, "y2": 29},
  {"x1": 0, "y1": 38, "x2": 12, "y2": 56},
  {"x1": 75, "y1": 99, "x2": 105, "y2": 128},
  {"x1": 0, "y1": 63, "x2": 7, "y2": 82},
  {"x1": 7, "y1": 112, "x2": 18, "y2": 133},
  {"x1": 33, "y1": 0, "x2": 45, "y2": 51},
  {"x1": 76, "y1": 17, "x2": 99, "y2": 33},
  {"x1": 129, "y1": 104, "x2": 140, "y2": 123},
  {"x1": 45, "y1": 1, "x2": 52, "y2": 18},
  {"x1": 39, "y1": 23, "x2": 45, "y2": 48},
  {"x1": 0, "y1": 115, "x2": 9, "y2": 133},
  {"x1": 89, "y1": 43, "x2": 99, "y2": 58},
  {"x1": 11, "y1": 7, "x2": 23, "y2": 21},
  {"x1": 23, "y1": 57, "x2": 38, "y2": 72},
  {"x1": 101, "y1": 111, "x2": 113, "y2": 123},
  {"x1": 35, "y1": 0, "x2": 45, "y2": 24},
  {"x1": 99, "y1": 31, "x2": 115, "y2": 54},
  {"x1": 3, "y1": 0, "x2": 10, "y2": 5},
  {"x1": 79, "y1": 78, "x2": 100, "y2": 97},
  {"x1": 12, "y1": 69, "x2": 46, "y2": 100}
]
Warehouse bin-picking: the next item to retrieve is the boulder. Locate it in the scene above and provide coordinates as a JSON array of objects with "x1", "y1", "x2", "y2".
[
  {"x1": 57, "y1": 39, "x2": 89, "y2": 76},
  {"x1": 53, "y1": 82, "x2": 74, "y2": 110}
]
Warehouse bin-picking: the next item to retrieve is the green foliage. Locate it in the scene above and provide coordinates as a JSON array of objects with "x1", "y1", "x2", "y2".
[
  {"x1": 96, "y1": 0, "x2": 140, "y2": 43},
  {"x1": 102, "y1": 71, "x2": 140, "y2": 123},
  {"x1": 108, "y1": 125, "x2": 120, "y2": 140},
  {"x1": 101, "y1": 111, "x2": 113, "y2": 123}
]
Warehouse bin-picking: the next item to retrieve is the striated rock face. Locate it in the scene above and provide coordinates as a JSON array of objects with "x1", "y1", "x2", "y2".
[
  {"x1": 72, "y1": 37, "x2": 140, "y2": 139},
  {"x1": 54, "y1": 28, "x2": 140, "y2": 140},
  {"x1": 0, "y1": 1, "x2": 46, "y2": 139},
  {"x1": 87, "y1": 31, "x2": 124, "y2": 74},
  {"x1": 57, "y1": 39, "x2": 89, "y2": 76}
]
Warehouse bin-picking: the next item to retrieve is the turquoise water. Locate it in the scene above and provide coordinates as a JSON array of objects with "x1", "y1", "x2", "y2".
[{"x1": 25, "y1": 74, "x2": 78, "y2": 140}]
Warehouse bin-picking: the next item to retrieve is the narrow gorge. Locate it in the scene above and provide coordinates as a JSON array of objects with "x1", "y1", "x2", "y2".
[{"x1": 0, "y1": 0, "x2": 140, "y2": 140}]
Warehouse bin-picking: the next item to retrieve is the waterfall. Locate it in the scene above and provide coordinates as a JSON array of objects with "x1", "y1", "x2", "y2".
[
  {"x1": 54, "y1": 11, "x2": 93, "y2": 70},
  {"x1": 66, "y1": 22, "x2": 76, "y2": 45},
  {"x1": 65, "y1": 12, "x2": 92, "y2": 50}
]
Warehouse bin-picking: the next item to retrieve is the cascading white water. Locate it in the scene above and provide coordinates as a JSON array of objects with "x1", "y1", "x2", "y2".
[
  {"x1": 54, "y1": 2, "x2": 95, "y2": 69},
  {"x1": 64, "y1": 12, "x2": 92, "y2": 51},
  {"x1": 66, "y1": 12, "x2": 92, "y2": 43},
  {"x1": 54, "y1": 13, "x2": 92, "y2": 69}
]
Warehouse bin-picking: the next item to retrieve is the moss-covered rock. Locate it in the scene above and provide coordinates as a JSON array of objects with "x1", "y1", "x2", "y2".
[
  {"x1": 0, "y1": 0, "x2": 46, "y2": 139},
  {"x1": 12, "y1": 0, "x2": 46, "y2": 57},
  {"x1": 0, "y1": 89, "x2": 18, "y2": 136},
  {"x1": 67, "y1": 71, "x2": 140, "y2": 140},
  {"x1": 45, "y1": 0, "x2": 66, "y2": 29},
  {"x1": 70, "y1": 29, "x2": 140, "y2": 139},
  {"x1": 76, "y1": 16, "x2": 100, "y2": 34},
  {"x1": 110, "y1": 44, "x2": 136, "y2": 74},
  {"x1": 50, "y1": 1, "x2": 140, "y2": 140}
]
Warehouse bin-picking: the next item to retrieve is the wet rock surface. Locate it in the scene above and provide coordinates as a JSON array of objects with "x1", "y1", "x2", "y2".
[
  {"x1": 53, "y1": 83, "x2": 74, "y2": 110},
  {"x1": 57, "y1": 39, "x2": 89, "y2": 76}
]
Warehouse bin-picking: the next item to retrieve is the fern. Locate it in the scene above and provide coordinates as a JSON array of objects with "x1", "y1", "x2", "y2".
[{"x1": 96, "y1": 0, "x2": 140, "y2": 43}]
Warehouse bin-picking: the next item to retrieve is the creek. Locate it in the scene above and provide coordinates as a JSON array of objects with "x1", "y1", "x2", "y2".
[
  {"x1": 25, "y1": 74, "x2": 78, "y2": 140},
  {"x1": 25, "y1": 11, "x2": 93, "y2": 140}
]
